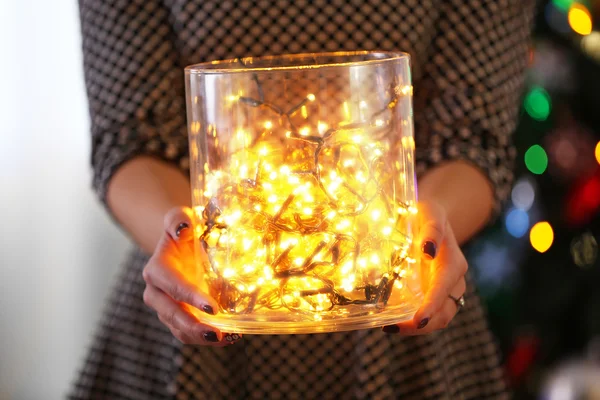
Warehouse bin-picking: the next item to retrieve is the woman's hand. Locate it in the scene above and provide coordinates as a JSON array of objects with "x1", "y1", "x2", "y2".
[
  {"x1": 383, "y1": 200, "x2": 468, "y2": 335},
  {"x1": 142, "y1": 207, "x2": 242, "y2": 346}
]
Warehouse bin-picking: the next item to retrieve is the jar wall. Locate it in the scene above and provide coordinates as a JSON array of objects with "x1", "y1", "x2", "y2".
[{"x1": 185, "y1": 52, "x2": 422, "y2": 334}]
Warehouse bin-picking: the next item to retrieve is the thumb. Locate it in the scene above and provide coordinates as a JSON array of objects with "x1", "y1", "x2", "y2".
[
  {"x1": 164, "y1": 206, "x2": 195, "y2": 243},
  {"x1": 417, "y1": 201, "x2": 446, "y2": 260}
]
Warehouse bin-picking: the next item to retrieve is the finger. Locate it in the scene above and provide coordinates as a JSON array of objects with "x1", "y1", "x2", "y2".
[
  {"x1": 417, "y1": 202, "x2": 447, "y2": 260},
  {"x1": 384, "y1": 278, "x2": 466, "y2": 335},
  {"x1": 413, "y1": 226, "x2": 467, "y2": 328},
  {"x1": 162, "y1": 320, "x2": 235, "y2": 347},
  {"x1": 143, "y1": 284, "x2": 222, "y2": 344},
  {"x1": 164, "y1": 206, "x2": 195, "y2": 242},
  {"x1": 395, "y1": 293, "x2": 460, "y2": 336},
  {"x1": 143, "y1": 254, "x2": 219, "y2": 315}
]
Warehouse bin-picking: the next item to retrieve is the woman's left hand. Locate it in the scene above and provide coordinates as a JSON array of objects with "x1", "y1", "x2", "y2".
[{"x1": 383, "y1": 200, "x2": 468, "y2": 335}]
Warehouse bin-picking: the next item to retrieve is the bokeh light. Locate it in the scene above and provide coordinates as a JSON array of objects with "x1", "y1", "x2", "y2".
[
  {"x1": 568, "y1": 3, "x2": 592, "y2": 36},
  {"x1": 505, "y1": 208, "x2": 530, "y2": 238},
  {"x1": 524, "y1": 86, "x2": 551, "y2": 121},
  {"x1": 512, "y1": 178, "x2": 536, "y2": 211},
  {"x1": 552, "y1": 0, "x2": 573, "y2": 12},
  {"x1": 570, "y1": 232, "x2": 598, "y2": 268},
  {"x1": 530, "y1": 222, "x2": 554, "y2": 253},
  {"x1": 581, "y1": 31, "x2": 600, "y2": 61},
  {"x1": 595, "y1": 141, "x2": 600, "y2": 165},
  {"x1": 525, "y1": 145, "x2": 549, "y2": 175}
]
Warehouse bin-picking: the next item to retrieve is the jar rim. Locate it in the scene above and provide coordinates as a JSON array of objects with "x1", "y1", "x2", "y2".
[{"x1": 185, "y1": 51, "x2": 410, "y2": 75}]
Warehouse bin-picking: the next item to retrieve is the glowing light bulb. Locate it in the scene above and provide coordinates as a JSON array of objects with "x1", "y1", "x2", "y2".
[
  {"x1": 223, "y1": 268, "x2": 235, "y2": 278},
  {"x1": 299, "y1": 127, "x2": 310, "y2": 136},
  {"x1": 263, "y1": 266, "x2": 273, "y2": 280},
  {"x1": 318, "y1": 122, "x2": 328, "y2": 134},
  {"x1": 382, "y1": 226, "x2": 393, "y2": 236},
  {"x1": 595, "y1": 141, "x2": 600, "y2": 165},
  {"x1": 302, "y1": 207, "x2": 313, "y2": 216},
  {"x1": 264, "y1": 121, "x2": 273, "y2": 129},
  {"x1": 307, "y1": 93, "x2": 316, "y2": 101},
  {"x1": 371, "y1": 210, "x2": 381, "y2": 220}
]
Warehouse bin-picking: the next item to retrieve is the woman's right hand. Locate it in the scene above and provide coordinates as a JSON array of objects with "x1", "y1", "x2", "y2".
[{"x1": 142, "y1": 207, "x2": 241, "y2": 346}]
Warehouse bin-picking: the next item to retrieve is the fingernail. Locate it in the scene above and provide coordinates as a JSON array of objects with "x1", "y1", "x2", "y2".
[
  {"x1": 202, "y1": 305, "x2": 215, "y2": 315},
  {"x1": 382, "y1": 325, "x2": 400, "y2": 334},
  {"x1": 422, "y1": 241, "x2": 437, "y2": 259},
  {"x1": 203, "y1": 331, "x2": 219, "y2": 342},
  {"x1": 224, "y1": 333, "x2": 242, "y2": 343},
  {"x1": 176, "y1": 222, "x2": 189, "y2": 237},
  {"x1": 418, "y1": 317, "x2": 430, "y2": 329}
]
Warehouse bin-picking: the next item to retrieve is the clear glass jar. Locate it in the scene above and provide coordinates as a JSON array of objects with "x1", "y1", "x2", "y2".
[{"x1": 185, "y1": 52, "x2": 421, "y2": 334}]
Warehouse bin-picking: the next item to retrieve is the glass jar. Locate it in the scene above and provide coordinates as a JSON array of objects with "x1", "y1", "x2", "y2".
[{"x1": 185, "y1": 51, "x2": 421, "y2": 334}]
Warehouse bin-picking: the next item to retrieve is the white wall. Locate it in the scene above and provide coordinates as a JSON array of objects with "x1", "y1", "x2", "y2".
[{"x1": 0, "y1": 1, "x2": 130, "y2": 399}]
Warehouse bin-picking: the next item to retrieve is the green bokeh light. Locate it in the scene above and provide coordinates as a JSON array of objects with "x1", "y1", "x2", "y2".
[
  {"x1": 524, "y1": 86, "x2": 551, "y2": 121},
  {"x1": 525, "y1": 145, "x2": 548, "y2": 175},
  {"x1": 552, "y1": 0, "x2": 574, "y2": 12}
]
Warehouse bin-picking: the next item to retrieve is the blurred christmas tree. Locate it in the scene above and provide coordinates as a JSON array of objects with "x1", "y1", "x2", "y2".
[{"x1": 465, "y1": 1, "x2": 600, "y2": 398}]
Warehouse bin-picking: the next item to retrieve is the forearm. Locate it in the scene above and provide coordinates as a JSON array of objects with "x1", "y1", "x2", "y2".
[
  {"x1": 418, "y1": 161, "x2": 494, "y2": 245},
  {"x1": 106, "y1": 156, "x2": 191, "y2": 253}
]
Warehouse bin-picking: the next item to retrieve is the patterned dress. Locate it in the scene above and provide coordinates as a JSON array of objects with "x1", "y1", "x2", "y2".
[{"x1": 71, "y1": 0, "x2": 534, "y2": 398}]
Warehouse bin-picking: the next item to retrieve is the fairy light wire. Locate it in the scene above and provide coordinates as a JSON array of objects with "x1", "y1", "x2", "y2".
[{"x1": 198, "y1": 59, "x2": 413, "y2": 314}]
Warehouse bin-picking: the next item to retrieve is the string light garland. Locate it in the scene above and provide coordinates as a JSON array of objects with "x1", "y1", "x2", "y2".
[{"x1": 193, "y1": 57, "x2": 418, "y2": 321}]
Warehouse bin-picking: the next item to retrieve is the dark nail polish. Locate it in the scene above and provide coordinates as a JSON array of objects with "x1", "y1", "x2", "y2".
[
  {"x1": 175, "y1": 222, "x2": 189, "y2": 237},
  {"x1": 418, "y1": 318, "x2": 430, "y2": 329},
  {"x1": 422, "y1": 241, "x2": 437, "y2": 259},
  {"x1": 202, "y1": 305, "x2": 215, "y2": 315},
  {"x1": 203, "y1": 331, "x2": 219, "y2": 342},
  {"x1": 382, "y1": 325, "x2": 400, "y2": 334}
]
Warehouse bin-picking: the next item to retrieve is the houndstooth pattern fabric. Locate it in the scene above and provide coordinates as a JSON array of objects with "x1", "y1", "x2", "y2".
[{"x1": 71, "y1": 0, "x2": 535, "y2": 398}]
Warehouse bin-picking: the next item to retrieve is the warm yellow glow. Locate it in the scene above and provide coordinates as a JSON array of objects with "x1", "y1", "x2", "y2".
[
  {"x1": 371, "y1": 209, "x2": 381, "y2": 220},
  {"x1": 223, "y1": 268, "x2": 235, "y2": 278},
  {"x1": 568, "y1": 4, "x2": 592, "y2": 35},
  {"x1": 318, "y1": 122, "x2": 328, "y2": 134},
  {"x1": 197, "y1": 92, "x2": 417, "y2": 316},
  {"x1": 301, "y1": 105, "x2": 308, "y2": 119},
  {"x1": 530, "y1": 221, "x2": 554, "y2": 253},
  {"x1": 595, "y1": 141, "x2": 600, "y2": 165},
  {"x1": 343, "y1": 101, "x2": 350, "y2": 119}
]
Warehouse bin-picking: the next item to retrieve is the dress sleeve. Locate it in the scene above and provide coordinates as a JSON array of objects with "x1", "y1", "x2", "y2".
[
  {"x1": 79, "y1": 0, "x2": 189, "y2": 205},
  {"x1": 413, "y1": 0, "x2": 536, "y2": 218}
]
